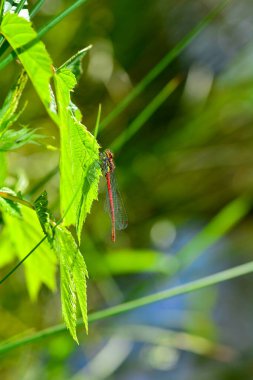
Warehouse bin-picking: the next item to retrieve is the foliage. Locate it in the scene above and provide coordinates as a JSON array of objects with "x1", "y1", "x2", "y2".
[
  {"x1": 0, "y1": 2, "x2": 100, "y2": 340},
  {"x1": 53, "y1": 225, "x2": 88, "y2": 342},
  {"x1": 0, "y1": 187, "x2": 22, "y2": 217},
  {"x1": 0, "y1": 70, "x2": 27, "y2": 134},
  {"x1": 1, "y1": 12, "x2": 57, "y2": 120},
  {"x1": 3, "y1": 205, "x2": 57, "y2": 300},
  {"x1": 34, "y1": 190, "x2": 54, "y2": 243},
  {"x1": 0, "y1": 4, "x2": 253, "y2": 380}
]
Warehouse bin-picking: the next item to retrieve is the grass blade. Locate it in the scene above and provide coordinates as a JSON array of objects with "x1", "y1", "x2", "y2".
[
  {"x1": 15, "y1": 0, "x2": 27, "y2": 14},
  {"x1": 100, "y1": 0, "x2": 230, "y2": 130},
  {"x1": 0, "y1": 0, "x2": 4, "y2": 23},
  {"x1": 94, "y1": 103, "x2": 102, "y2": 138},
  {"x1": 1, "y1": 259, "x2": 253, "y2": 354},
  {"x1": 111, "y1": 77, "x2": 180, "y2": 152},
  {"x1": 37, "y1": 0, "x2": 88, "y2": 39},
  {"x1": 0, "y1": 236, "x2": 47, "y2": 286},
  {"x1": 30, "y1": 0, "x2": 46, "y2": 18}
]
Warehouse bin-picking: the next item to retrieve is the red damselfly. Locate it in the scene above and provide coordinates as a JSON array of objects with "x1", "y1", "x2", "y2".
[{"x1": 100, "y1": 149, "x2": 128, "y2": 242}]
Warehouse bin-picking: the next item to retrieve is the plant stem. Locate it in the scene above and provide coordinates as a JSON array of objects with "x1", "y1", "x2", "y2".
[
  {"x1": 15, "y1": 0, "x2": 27, "y2": 14},
  {"x1": 1, "y1": 259, "x2": 253, "y2": 354},
  {"x1": 0, "y1": 236, "x2": 47, "y2": 285},
  {"x1": 0, "y1": 0, "x2": 4, "y2": 24},
  {"x1": 0, "y1": 171, "x2": 85, "y2": 286},
  {"x1": 0, "y1": 191, "x2": 34, "y2": 209},
  {"x1": 37, "y1": 0, "x2": 88, "y2": 39},
  {"x1": 30, "y1": 0, "x2": 46, "y2": 18},
  {"x1": 94, "y1": 103, "x2": 102, "y2": 139}
]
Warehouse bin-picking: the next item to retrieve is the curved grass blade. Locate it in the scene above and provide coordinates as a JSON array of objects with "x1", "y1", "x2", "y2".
[{"x1": 1, "y1": 259, "x2": 253, "y2": 354}]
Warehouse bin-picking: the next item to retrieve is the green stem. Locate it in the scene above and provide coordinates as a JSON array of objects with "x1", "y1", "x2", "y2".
[
  {"x1": 0, "y1": 236, "x2": 47, "y2": 285},
  {"x1": 15, "y1": 0, "x2": 27, "y2": 14},
  {"x1": 0, "y1": 0, "x2": 4, "y2": 24},
  {"x1": 0, "y1": 191, "x2": 34, "y2": 209},
  {"x1": 1, "y1": 259, "x2": 253, "y2": 354},
  {"x1": 111, "y1": 77, "x2": 180, "y2": 152},
  {"x1": 30, "y1": 0, "x2": 46, "y2": 18},
  {"x1": 100, "y1": 0, "x2": 230, "y2": 130},
  {"x1": 0, "y1": 171, "x2": 85, "y2": 286},
  {"x1": 37, "y1": 0, "x2": 88, "y2": 39},
  {"x1": 94, "y1": 103, "x2": 102, "y2": 139},
  {"x1": 0, "y1": 0, "x2": 89, "y2": 71}
]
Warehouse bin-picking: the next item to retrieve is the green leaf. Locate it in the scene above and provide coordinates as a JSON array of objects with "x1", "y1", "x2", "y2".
[
  {"x1": 58, "y1": 46, "x2": 91, "y2": 81},
  {"x1": 54, "y1": 67, "x2": 101, "y2": 241},
  {"x1": 0, "y1": 153, "x2": 6, "y2": 186},
  {"x1": 0, "y1": 226, "x2": 16, "y2": 267},
  {"x1": 3, "y1": 206, "x2": 57, "y2": 300},
  {"x1": 0, "y1": 13, "x2": 57, "y2": 122},
  {"x1": 0, "y1": 187, "x2": 22, "y2": 218},
  {"x1": 0, "y1": 126, "x2": 40, "y2": 151},
  {"x1": 0, "y1": 70, "x2": 27, "y2": 135},
  {"x1": 0, "y1": 1, "x2": 4, "y2": 23},
  {"x1": 53, "y1": 225, "x2": 88, "y2": 342},
  {"x1": 34, "y1": 190, "x2": 54, "y2": 244}
]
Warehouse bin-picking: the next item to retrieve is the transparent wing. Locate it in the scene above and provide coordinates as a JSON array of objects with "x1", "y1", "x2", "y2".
[{"x1": 104, "y1": 171, "x2": 128, "y2": 231}]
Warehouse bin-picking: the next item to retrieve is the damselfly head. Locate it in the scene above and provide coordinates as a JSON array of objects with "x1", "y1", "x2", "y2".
[
  {"x1": 100, "y1": 149, "x2": 115, "y2": 175},
  {"x1": 105, "y1": 149, "x2": 114, "y2": 160},
  {"x1": 105, "y1": 149, "x2": 115, "y2": 170}
]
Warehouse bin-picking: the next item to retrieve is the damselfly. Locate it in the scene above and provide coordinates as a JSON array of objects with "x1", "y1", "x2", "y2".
[{"x1": 100, "y1": 149, "x2": 128, "y2": 242}]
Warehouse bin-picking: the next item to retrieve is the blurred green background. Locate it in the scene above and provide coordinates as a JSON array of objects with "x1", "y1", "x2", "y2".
[{"x1": 1, "y1": 0, "x2": 253, "y2": 378}]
